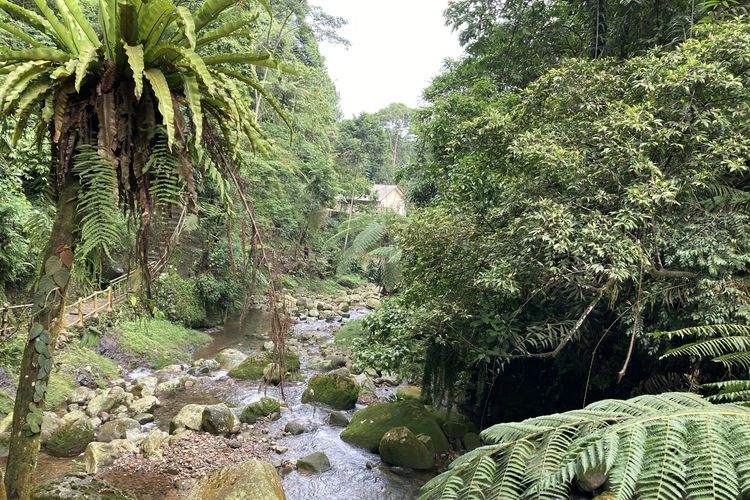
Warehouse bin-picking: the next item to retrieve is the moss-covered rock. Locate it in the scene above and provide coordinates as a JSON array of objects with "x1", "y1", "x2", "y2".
[
  {"x1": 32, "y1": 473, "x2": 134, "y2": 499},
  {"x1": 297, "y1": 452, "x2": 331, "y2": 474},
  {"x1": 84, "y1": 439, "x2": 138, "y2": 474},
  {"x1": 46, "y1": 413, "x2": 95, "y2": 457},
  {"x1": 186, "y1": 460, "x2": 285, "y2": 500},
  {"x1": 215, "y1": 349, "x2": 247, "y2": 370},
  {"x1": 239, "y1": 397, "x2": 281, "y2": 424},
  {"x1": 395, "y1": 386, "x2": 423, "y2": 401},
  {"x1": 462, "y1": 432, "x2": 481, "y2": 450},
  {"x1": 301, "y1": 372, "x2": 359, "y2": 410},
  {"x1": 340, "y1": 401, "x2": 449, "y2": 453},
  {"x1": 378, "y1": 427, "x2": 435, "y2": 470},
  {"x1": 201, "y1": 404, "x2": 236, "y2": 436},
  {"x1": 228, "y1": 351, "x2": 300, "y2": 380},
  {"x1": 428, "y1": 407, "x2": 475, "y2": 436}
]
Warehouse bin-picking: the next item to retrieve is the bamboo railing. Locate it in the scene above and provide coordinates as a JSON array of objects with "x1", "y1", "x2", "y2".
[{"x1": 0, "y1": 204, "x2": 188, "y2": 340}]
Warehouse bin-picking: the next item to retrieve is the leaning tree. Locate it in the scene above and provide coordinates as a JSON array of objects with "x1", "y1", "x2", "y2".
[{"x1": 0, "y1": 0, "x2": 288, "y2": 496}]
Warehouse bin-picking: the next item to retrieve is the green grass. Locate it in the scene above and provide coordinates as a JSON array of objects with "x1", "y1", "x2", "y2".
[
  {"x1": 0, "y1": 389, "x2": 14, "y2": 415},
  {"x1": 334, "y1": 319, "x2": 366, "y2": 348},
  {"x1": 116, "y1": 319, "x2": 212, "y2": 368}
]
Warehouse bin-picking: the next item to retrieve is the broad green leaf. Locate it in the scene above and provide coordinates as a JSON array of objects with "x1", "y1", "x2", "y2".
[
  {"x1": 144, "y1": 68, "x2": 175, "y2": 149},
  {"x1": 182, "y1": 73, "x2": 203, "y2": 145},
  {"x1": 175, "y1": 6, "x2": 196, "y2": 49},
  {"x1": 194, "y1": 0, "x2": 236, "y2": 32},
  {"x1": 75, "y1": 45, "x2": 98, "y2": 91},
  {"x1": 124, "y1": 44, "x2": 145, "y2": 98}
]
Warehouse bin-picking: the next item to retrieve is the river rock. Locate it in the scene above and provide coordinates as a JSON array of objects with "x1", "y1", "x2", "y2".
[
  {"x1": 129, "y1": 395, "x2": 160, "y2": 414},
  {"x1": 141, "y1": 429, "x2": 169, "y2": 459},
  {"x1": 84, "y1": 439, "x2": 138, "y2": 474},
  {"x1": 185, "y1": 460, "x2": 285, "y2": 500},
  {"x1": 239, "y1": 398, "x2": 281, "y2": 424},
  {"x1": 354, "y1": 374, "x2": 376, "y2": 395},
  {"x1": 169, "y1": 404, "x2": 206, "y2": 434},
  {"x1": 155, "y1": 378, "x2": 183, "y2": 395},
  {"x1": 284, "y1": 420, "x2": 308, "y2": 435},
  {"x1": 68, "y1": 386, "x2": 95, "y2": 405},
  {"x1": 134, "y1": 413, "x2": 154, "y2": 425},
  {"x1": 228, "y1": 352, "x2": 300, "y2": 380},
  {"x1": 378, "y1": 427, "x2": 435, "y2": 470},
  {"x1": 32, "y1": 473, "x2": 134, "y2": 499},
  {"x1": 297, "y1": 452, "x2": 331, "y2": 474},
  {"x1": 201, "y1": 404, "x2": 236, "y2": 436},
  {"x1": 263, "y1": 341, "x2": 275, "y2": 351},
  {"x1": 86, "y1": 387, "x2": 132, "y2": 417},
  {"x1": 301, "y1": 372, "x2": 359, "y2": 410},
  {"x1": 190, "y1": 359, "x2": 220, "y2": 375},
  {"x1": 40, "y1": 412, "x2": 62, "y2": 445},
  {"x1": 328, "y1": 411, "x2": 350, "y2": 427},
  {"x1": 375, "y1": 372, "x2": 399, "y2": 386},
  {"x1": 395, "y1": 386, "x2": 423, "y2": 401},
  {"x1": 96, "y1": 418, "x2": 141, "y2": 443},
  {"x1": 366, "y1": 298, "x2": 381, "y2": 309},
  {"x1": 325, "y1": 354, "x2": 348, "y2": 369},
  {"x1": 340, "y1": 401, "x2": 449, "y2": 453},
  {"x1": 46, "y1": 411, "x2": 96, "y2": 457},
  {"x1": 428, "y1": 407, "x2": 475, "y2": 438},
  {"x1": 263, "y1": 363, "x2": 281, "y2": 385},
  {"x1": 131, "y1": 376, "x2": 158, "y2": 398}
]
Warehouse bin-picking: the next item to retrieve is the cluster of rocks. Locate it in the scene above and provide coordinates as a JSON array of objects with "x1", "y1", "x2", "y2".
[{"x1": 287, "y1": 283, "x2": 382, "y2": 321}]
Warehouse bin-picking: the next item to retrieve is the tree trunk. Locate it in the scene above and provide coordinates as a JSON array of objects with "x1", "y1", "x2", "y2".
[{"x1": 5, "y1": 178, "x2": 78, "y2": 499}]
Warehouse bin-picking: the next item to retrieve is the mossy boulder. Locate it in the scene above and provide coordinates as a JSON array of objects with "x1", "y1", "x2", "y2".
[
  {"x1": 301, "y1": 372, "x2": 359, "y2": 410},
  {"x1": 378, "y1": 427, "x2": 435, "y2": 470},
  {"x1": 46, "y1": 413, "x2": 95, "y2": 457},
  {"x1": 228, "y1": 352, "x2": 300, "y2": 380},
  {"x1": 84, "y1": 439, "x2": 138, "y2": 474},
  {"x1": 462, "y1": 432, "x2": 481, "y2": 450},
  {"x1": 186, "y1": 460, "x2": 285, "y2": 500},
  {"x1": 340, "y1": 401, "x2": 449, "y2": 453},
  {"x1": 201, "y1": 404, "x2": 236, "y2": 436},
  {"x1": 32, "y1": 473, "x2": 134, "y2": 499},
  {"x1": 239, "y1": 397, "x2": 281, "y2": 424},
  {"x1": 297, "y1": 452, "x2": 331, "y2": 474},
  {"x1": 428, "y1": 407, "x2": 475, "y2": 437},
  {"x1": 395, "y1": 386, "x2": 423, "y2": 401},
  {"x1": 215, "y1": 349, "x2": 247, "y2": 370}
]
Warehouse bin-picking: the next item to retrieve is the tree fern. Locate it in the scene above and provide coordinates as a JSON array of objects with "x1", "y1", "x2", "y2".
[
  {"x1": 658, "y1": 324, "x2": 750, "y2": 404},
  {"x1": 421, "y1": 393, "x2": 750, "y2": 500}
]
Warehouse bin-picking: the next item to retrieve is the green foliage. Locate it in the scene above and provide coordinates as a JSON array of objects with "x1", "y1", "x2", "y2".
[
  {"x1": 115, "y1": 318, "x2": 211, "y2": 368},
  {"x1": 422, "y1": 392, "x2": 750, "y2": 500},
  {"x1": 334, "y1": 318, "x2": 365, "y2": 348},
  {"x1": 153, "y1": 271, "x2": 207, "y2": 327}
]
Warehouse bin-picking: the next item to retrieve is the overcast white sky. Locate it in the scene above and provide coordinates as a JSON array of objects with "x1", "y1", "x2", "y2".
[{"x1": 312, "y1": 1, "x2": 464, "y2": 118}]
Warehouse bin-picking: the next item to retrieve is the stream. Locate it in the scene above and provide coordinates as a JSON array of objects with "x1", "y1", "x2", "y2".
[{"x1": 126, "y1": 309, "x2": 430, "y2": 499}]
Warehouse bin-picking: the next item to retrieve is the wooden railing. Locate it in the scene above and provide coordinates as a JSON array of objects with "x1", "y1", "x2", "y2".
[{"x1": 0, "y1": 203, "x2": 188, "y2": 340}]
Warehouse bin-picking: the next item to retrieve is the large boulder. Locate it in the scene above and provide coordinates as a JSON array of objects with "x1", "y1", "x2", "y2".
[
  {"x1": 68, "y1": 386, "x2": 95, "y2": 405},
  {"x1": 340, "y1": 401, "x2": 449, "y2": 453},
  {"x1": 169, "y1": 404, "x2": 205, "y2": 434},
  {"x1": 131, "y1": 376, "x2": 158, "y2": 398},
  {"x1": 239, "y1": 398, "x2": 281, "y2": 424},
  {"x1": 228, "y1": 352, "x2": 300, "y2": 381},
  {"x1": 301, "y1": 372, "x2": 359, "y2": 410},
  {"x1": 201, "y1": 404, "x2": 236, "y2": 436},
  {"x1": 395, "y1": 386, "x2": 423, "y2": 401},
  {"x1": 84, "y1": 439, "x2": 138, "y2": 474},
  {"x1": 186, "y1": 460, "x2": 285, "y2": 500},
  {"x1": 297, "y1": 452, "x2": 331, "y2": 474},
  {"x1": 141, "y1": 429, "x2": 169, "y2": 459},
  {"x1": 378, "y1": 427, "x2": 435, "y2": 470},
  {"x1": 129, "y1": 395, "x2": 160, "y2": 415},
  {"x1": 428, "y1": 407, "x2": 475, "y2": 438},
  {"x1": 86, "y1": 387, "x2": 132, "y2": 417},
  {"x1": 96, "y1": 418, "x2": 141, "y2": 443},
  {"x1": 32, "y1": 473, "x2": 134, "y2": 499},
  {"x1": 216, "y1": 349, "x2": 247, "y2": 370},
  {"x1": 46, "y1": 411, "x2": 95, "y2": 457},
  {"x1": 40, "y1": 412, "x2": 62, "y2": 445}
]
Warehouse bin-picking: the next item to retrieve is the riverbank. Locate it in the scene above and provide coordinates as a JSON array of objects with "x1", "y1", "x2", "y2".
[{"x1": 1, "y1": 283, "x2": 474, "y2": 499}]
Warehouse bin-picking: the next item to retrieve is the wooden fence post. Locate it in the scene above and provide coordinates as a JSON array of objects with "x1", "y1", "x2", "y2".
[
  {"x1": 107, "y1": 287, "x2": 113, "y2": 312},
  {"x1": 92, "y1": 293, "x2": 98, "y2": 317},
  {"x1": 77, "y1": 299, "x2": 84, "y2": 326},
  {"x1": 2, "y1": 304, "x2": 8, "y2": 337}
]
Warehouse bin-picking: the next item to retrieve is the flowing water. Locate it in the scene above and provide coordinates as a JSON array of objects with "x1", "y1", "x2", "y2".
[{"x1": 128, "y1": 309, "x2": 430, "y2": 499}]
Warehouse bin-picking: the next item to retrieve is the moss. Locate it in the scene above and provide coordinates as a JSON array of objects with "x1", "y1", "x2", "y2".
[
  {"x1": 395, "y1": 385, "x2": 423, "y2": 402},
  {"x1": 228, "y1": 351, "x2": 300, "y2": 380},
  {"x1": 0, "y1": 335, "x2": 24, "y2": 374},
  {"x1": 58, "y1": 344, "x2": 120, "y2": 388},
  {"x1": 301, "y1": 373, "x2": 359, "y2": 410},
  {"x1": 0, "y1": 389, "x2": 13, "y2": 415},
  {"x1": 153, "y1": 272, "x2": 207, "y2": 327},
  {"x1": 334, "y1": 319, "x2": 365, "y2": 348},
  {"x1": 340, "y1": 401, "x2": 450, "y2": 453},
  {"x1": 378, "y1": 427, "x2": 435, "y2": 470},
  {"x1": 427, "y1": 407, "x2": 476, "y2": 434},
  {"x1": 282, "y1": 275, "x2": 346, "y2": 296},
  {"x1": 46, "y1": 374, "x2": 76, "y2": 411},
  {"x1": 239, "y1": 397, "x2": 281, "y2": 424},
  {"x1": 116, "y1": 319, "x2": 211, "y2": 369},
  {"x1": 46, "y1": 420, "x2": 95, "y2": 457}
]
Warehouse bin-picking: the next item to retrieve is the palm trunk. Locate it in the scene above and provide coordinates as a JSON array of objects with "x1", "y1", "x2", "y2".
[{"x1": 5, "y1": 177, "x2": 78, "y2": 499}]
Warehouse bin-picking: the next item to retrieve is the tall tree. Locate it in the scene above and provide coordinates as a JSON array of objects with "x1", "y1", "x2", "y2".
[{"x1": 0, "y1": 0, "x2": 287, "y2": 495}]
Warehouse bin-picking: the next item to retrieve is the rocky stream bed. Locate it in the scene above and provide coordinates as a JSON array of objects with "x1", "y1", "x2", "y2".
[{"x1": 0, "y1": 285, "x2": 479, "y2": 499}]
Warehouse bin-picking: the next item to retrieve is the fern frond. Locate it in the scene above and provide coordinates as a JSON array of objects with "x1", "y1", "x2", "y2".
[{"x1": 421, "y1": 393, "x2": 750, "y2": 500}]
